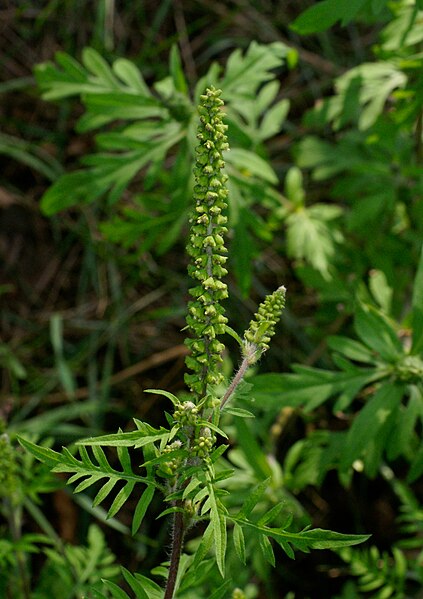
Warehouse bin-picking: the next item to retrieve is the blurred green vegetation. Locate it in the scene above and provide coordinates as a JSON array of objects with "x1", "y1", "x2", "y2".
[{"x1": 1, "y1": 1, "x2": 423, "y2": 597}]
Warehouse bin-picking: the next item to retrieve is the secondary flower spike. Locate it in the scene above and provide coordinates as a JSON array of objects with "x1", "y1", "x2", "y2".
[
  {"x1": 243, "y1": 285, "x2": 286, "y2": 363},
  {"x1": 184, "y1": 87, "x2": 229, "y2": 401}
]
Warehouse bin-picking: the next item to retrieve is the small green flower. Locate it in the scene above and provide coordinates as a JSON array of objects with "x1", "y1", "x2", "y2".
[
  {"x1": 159, "y1": 440, "x2": 183, "y2": 477},
  {"x1": 185, "y1": 87, "x2": 230, "y2": 401},
  {"x1": 193, "y1": 426, "x2": 216, "y2": 458},
  {"x1": 243, "y1": 285, "x2": 286, "y2": 362},
  {"x1": 174, "y1": 401, "x2": 199, "y2": 426}
]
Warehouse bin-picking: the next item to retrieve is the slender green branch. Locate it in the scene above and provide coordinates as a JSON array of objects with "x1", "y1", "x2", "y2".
[
  {"x1": 220, "y1": 286, "x2": 287, "y2": 411},
  {"x1": 219, "y1": 356, "x2": 251, "y2": 412}
]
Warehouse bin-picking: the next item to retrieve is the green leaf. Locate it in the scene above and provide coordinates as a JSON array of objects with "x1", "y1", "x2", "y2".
[
  {"x1": 199, "y1": 421, "x2": 228, "y2": 440},
  {"x1": 191, "y1": 522, "x2": 214, "y2": 570},
  {"x1": 257, "y1": 503, "x2": 285, "y2": 527},
  {"x1": 371, "y1": 0, "x2": 386, "y2": 13},
  {"x1": 354, "y1": 63, "x2": 406, "y2": 130},
  {"x1": 259, "y1": 534, "x2": 276, "y2": 566},
  {"x1": 296, "y1": 136, "x2": 355, "y2": 179},
  {"x1": 17, "y1": 437, "x2": 62, "y2": 468},
  {"x1": 41, "y1": 121, "x2": 182, "y2": 214},
  {"x1": 222, "y1": 407, "x2": 255, "y2": 418},
  {"x1": 0, "y1": 132, "x2": 63, "y2": 181},
  {"x1": 235, "y1": 478, "x2": 270, "y2": 520},
  {"x1": 411, "y1": 245, "x2": 423, "y2": 354},
  {"x1": 221, "y1": 41, "x2": 289, "y2": 97},
  {"x1": 226, "y1": 148, "x2": 278, "y2": 185},
  {"x1": 112, "y1": 58, "x2": 150, "y2": 94},
  {"x1": 121, "y1": 568, "x2": 149, "y2": 599},
  {"x1": 354, "y1": 303, "x2": 403, "y2": 362},
  {"x1": 250, "y1": 367, "x2": 384, "y2": 413},
  {"x1": 169, "y1": 45, "x2": 188, "y2": 94},
  {"x1": 369, "y1": 269, "x2": 393, "y2": 313},
  {"x1": 387, "y1": 387, "x2": 423, "y2": 460},
  {"x1": 224, "y1": 325, "x2": 243, "y2": 346},
  {"x1": 341, "y1": 384, "x2": 404, "y2": 472},
  {"x1": 40, "y1": 170, "x2": 104, "y2": 215},
  {"x1": 286, "y1": 205, "x2": 342, "y2": 278},
  {"x1": 256, "y1": 80, "x2": 280, "y2": 111},
  {"x1": 132, "y1": 486, "x2": 155, "y2": 535},
  {"x1": 327, "y1": 336, "x2": 376, "y2": 364},
  {"x1": 101, "y1": 580, "x2": 131, "y2": 599},
  {"x1": 73, "y1": 473, "x2": 106, "y2": 493},
  {"x1": 182, "y1": 477, "x2": 203, "y2": 500},
  {"x1": 93, "y1": 478, "x2": 118, "y2": 507},
  {"x1": 291, "y1": 0, "x2": 367, "y2": 34},
  {"x1": 334, "y1": 62, "x2": 406, "y2": 130},
  {"x1": 193, "y1": 485, "x2": 209, "y2": 506},
  {"x1": 231, "y1": 515, "x2": 370, "y2": 554},
  {"x1": 141, "y1": 448, "x2": 188, "y2": 469},
  {"x1": 235, "y1": 419, "x2": 273, "y2": 479},
  {"x1": 380, "y1": 5, "x2": 423, "y2": 51},
  {"x1": 131, "y1": 573, "x2": 163, "y2": 599},
  {"x1": 209, "y1": 444, "x2": 230, "y2": 464},
  {"x1": 259, "y1": 99, "x2": 290, "y2": 140},
  {"x1": 117, "y1": 444, "x2": 133, "y2": 474},
  {"x1": 208, "y1": 482, "x2": 227, "y2": 577},
  {"x1": 82, "y1": 91, "x2": 160, "y2": 115},
  {"x1": 157, "y1": 506, "x2": 185, "y2": 519},
  {"x1": 209, "y1": 579, "x2": 233, "y2": 599},
  {"x1": 108, "y1": 481, "x2": 136, "y2": 518},
  {"x1": 144, "y1": 388, "x2": 180, "y2": 405},
  {"x1": 233, "y1": 522, "x2": 246, "y2": 564},
  {"x1": 91, "y1": 445, "x2": 113, "y2": 472},
  {"x1": 79, "y1": 426, "x2": 171, "y2": 448},
  {"x1": 82, "y1": 47, "x2": 119, "y2": 87},
  {"x1": 408, "y1": 432, "x2": 423, "y2": 483},
  {"x1": 285, "y1": 166, "x2": 305, "y2": 207}
]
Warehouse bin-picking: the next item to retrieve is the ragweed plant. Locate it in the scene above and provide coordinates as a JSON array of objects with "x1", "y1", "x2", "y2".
[{"x1": 20, "y1": 88, "x2": 368, "y2": 599}]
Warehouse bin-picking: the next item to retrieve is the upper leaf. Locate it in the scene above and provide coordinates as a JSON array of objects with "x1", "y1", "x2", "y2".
[
  {"x1": 220, "y1": 41, "x2": 290, "y2": 97},
  {"x1": 291, "y1": 0, "x2": 367, "y2": 34},
  {"x1": 340, "y1": 383, "x2": 404, "y2": 476},
  {"x1": 354, "y1": 303, "x2": 403, "y2": 363},
  {"x1": 230, "y1": 513, "x2": 370, "y2": 557},
  {"x1": 411, "y1": 245, "x2": 423, "y2": 354}
]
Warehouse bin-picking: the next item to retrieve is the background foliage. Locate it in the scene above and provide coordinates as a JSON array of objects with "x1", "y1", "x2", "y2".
[{"x1": 1, "y1": 1, "x2": 422, "y2": 597}]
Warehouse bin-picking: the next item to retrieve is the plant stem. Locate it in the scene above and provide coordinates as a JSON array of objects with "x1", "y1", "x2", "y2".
[
  {"x1": 219, "y1": 355, "x2": 250, "y2": 411},
  {"x1": 6, "y1": 500, "x2": 30, "y2": 599},
  {"x1": 416, "y1": 108, "x2": 422, "y2": 164},
  {"x1": 164, "y1": 509, "x2": 185, "y2": 599}
]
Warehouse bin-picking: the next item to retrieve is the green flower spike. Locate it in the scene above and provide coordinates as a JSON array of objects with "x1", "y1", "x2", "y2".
[
  {"x1": 185, "y1": 87, "x2": 229, "y2": 401},
  {"x1": 243, "y1": 285, "x2": 287, "y2": 363},
  {"x1": 220, "y1": 286, "x2": 286, "y2": 412}
]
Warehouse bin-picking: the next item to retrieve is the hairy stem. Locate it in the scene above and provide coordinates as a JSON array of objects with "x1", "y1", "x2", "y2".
[
  {"x1": 219, "y1": 355, "x2": 251, "y2": 412},
  {"x1": 164, "y1": 509, "x2": 185, "y2": 599}
]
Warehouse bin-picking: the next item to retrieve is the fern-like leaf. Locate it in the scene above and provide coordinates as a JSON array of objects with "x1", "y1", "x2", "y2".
[
  {"x1": 19, "y1": 437, "x2": 159, "y2": 520},
  {"x1": 338, "y1": 545, "x2": 407, "y2": 597}
]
